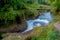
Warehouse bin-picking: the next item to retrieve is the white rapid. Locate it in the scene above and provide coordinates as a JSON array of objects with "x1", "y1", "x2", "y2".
[{"x1": 21, "y1": 11, "x2": 53, "y2": 33}]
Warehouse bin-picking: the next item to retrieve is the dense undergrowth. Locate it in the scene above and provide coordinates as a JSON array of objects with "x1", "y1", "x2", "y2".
[
  {"x1": 26, "y1": 30, "x2": 60, "y2": 40},
  {"x1": 25, "y1": 22, "x2": 60, "y2": 40},
  {"x1": 0, "y1": 0, "x2": 60, "y2": 40},
  {"x1": 0, "y1": 0, "x2": 59, "y2": 27}
]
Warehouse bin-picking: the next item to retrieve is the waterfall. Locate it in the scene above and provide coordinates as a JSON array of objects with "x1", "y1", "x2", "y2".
[
  {"x1": 38, "y1": 12, "x2": 53, "y2": 21},
  {"x1": 21, "y1": 11, "x2": 53, "y2": 33}
]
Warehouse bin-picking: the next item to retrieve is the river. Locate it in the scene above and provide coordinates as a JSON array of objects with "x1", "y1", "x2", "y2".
[{"x1": 21, "y1": 11, "x2": 53, "y2": 33}]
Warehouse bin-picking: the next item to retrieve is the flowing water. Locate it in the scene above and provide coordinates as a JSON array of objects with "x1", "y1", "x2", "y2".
[{"x1": 22, "y1": 11, "x2": 53, "y2": 33}]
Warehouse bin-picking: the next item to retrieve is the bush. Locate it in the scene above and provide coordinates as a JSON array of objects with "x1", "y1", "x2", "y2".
[
  {"x1": 48, "y1": 30, "x2": 60, "y2": 40},
  {"x1": 0, "y1": 31, "x2": 5, "y2": 40},
  {"x1": 25, "y1": 23, "x2": 54, "y2": 40}
]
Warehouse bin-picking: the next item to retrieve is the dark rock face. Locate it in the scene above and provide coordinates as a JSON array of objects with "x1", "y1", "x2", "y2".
[
  {"x1": 0, "y1": 22, "x2": 27, "y2": 33},
  {"x1": 0, "y1": 35, "x2": 3, "y2": 40},
  {"x1": 15, "y1": 14, "x2": 21, "y2": 24},
  {"x1": 56, "y1": 8, "x2": 60, "y2": 12},
  {"x1": 8, "y1": 24, "x2": 27, "y2": 33}
]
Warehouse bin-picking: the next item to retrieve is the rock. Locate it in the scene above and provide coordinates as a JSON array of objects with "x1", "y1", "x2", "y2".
[
  {"x1": 8, "y1": 23, "x2": 27, "y2": 33},
  {"x1": 54, "y1": 23, "x2": 60, "y2": 31},
  {"x1": 2, "y1": 33, "x2": 23, "y2": 40},
  {"x1": 0, "y1": 22, "x2": 27, "y2": 33}
]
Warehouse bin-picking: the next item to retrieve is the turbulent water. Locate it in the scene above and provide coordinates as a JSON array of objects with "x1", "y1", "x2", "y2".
[{"x1": 22, "y1": 11, "x2": 53, "y2": 33}]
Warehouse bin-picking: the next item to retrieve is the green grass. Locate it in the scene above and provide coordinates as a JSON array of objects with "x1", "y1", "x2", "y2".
[{"x1": 25, "y1": 22, "x2": 54, "y2": 40}]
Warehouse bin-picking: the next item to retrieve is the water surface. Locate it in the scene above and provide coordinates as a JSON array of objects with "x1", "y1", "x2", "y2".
[{"x1": 22, "y1": 11, "x2": 53, "y2": 33}]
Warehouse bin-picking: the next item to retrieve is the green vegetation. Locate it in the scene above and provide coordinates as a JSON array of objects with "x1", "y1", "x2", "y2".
[
  {"x1": 0, "y1": 0, "x2": 60, "y2": 40},
  {"x1": 25, "y1": 22, "x2": 60, "y2": 40},
  {"x1": 0, "y1": 0, "x2": 36, "y2": 27},
  {"x1": 0, "y1": 0, "x2": 54, "y2": 27},
  {"x1": 26, "y1": 30, "x2": 60, "y2": 40}
]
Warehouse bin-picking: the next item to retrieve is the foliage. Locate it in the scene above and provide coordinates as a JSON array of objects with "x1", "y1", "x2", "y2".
[
  {"x1": 25, "y1": 22, "x2": 54, "y2": 40},
  {"x1": 0, "y1": 0, "x2": 38, "y2": 27},
  {"x1": 0, "y1": 0, "x2": 54, "y2": 27},
  {"x1": 53, "y1": 0, "x2": 60, "y2": 14},
  {"x1": 25, "y1": 22, "x2": 60, "y2": 40},
  {"x1": 0, "y1": 31, "x2": 5, "y2": 40},
  {"x1": 27, "y1": 30, "x2": 60, "y2": 40},
  {"x1": 48, "y1": 30, "x2": 60, "y2": 40}
]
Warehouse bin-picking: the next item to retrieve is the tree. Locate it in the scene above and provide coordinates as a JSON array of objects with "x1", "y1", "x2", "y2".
[
  {"x1": 0, "y1": 0, "x2": 37, "y2": 27},
  {"x1": 54, "y1": 0, "x2": 60, "y2": 12}
]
